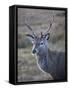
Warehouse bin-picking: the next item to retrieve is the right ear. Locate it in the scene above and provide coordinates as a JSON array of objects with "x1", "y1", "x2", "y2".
[
  {"x1": 26, "y1": 34, "x2": 34, "y2": 43},
  {"x1": 44, "y1": 33, "x2": 50, "y2": 40}
]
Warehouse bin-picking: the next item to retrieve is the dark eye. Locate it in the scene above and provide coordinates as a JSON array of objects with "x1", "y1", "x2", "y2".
[{"x1": 40, "y1": 42, "x2": 43, "y2": 45}]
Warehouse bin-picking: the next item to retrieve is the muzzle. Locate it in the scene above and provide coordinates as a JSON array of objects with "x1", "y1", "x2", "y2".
[{"x1": 32, "y1": 49, "x2": 36, "y2": 54}]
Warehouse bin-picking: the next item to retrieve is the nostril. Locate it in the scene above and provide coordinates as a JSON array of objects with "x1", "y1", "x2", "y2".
[{"x1": 32, "y1": 49, "x2": 36, "y2": 54}]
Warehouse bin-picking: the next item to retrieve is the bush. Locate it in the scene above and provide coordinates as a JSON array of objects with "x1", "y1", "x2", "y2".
[{"x1": 18, "y1": 33, "x2": 32, "y2": 48}]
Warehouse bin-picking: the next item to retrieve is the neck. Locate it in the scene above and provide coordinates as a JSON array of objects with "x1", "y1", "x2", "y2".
[
  {"x1": 37, "y1": 47, "x2": 49, "y2": 59},
  {"x1": 37, "y1": 48, "x2": 50, "y2": 70}
]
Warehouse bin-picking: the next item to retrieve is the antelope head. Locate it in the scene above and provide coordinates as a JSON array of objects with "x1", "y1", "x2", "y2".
[{"x1": 25, "y1": 16, "x2": 54, "y2": 55}]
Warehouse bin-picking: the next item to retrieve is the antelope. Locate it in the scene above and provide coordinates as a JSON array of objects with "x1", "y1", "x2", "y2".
[{"x1": 25, "y1": 16, "x2": 65, "y2": 80}]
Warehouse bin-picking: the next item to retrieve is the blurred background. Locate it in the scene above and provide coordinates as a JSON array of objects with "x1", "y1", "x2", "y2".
[{"x1": 18, "y1": 8, "x2": 65, "y2": 82}]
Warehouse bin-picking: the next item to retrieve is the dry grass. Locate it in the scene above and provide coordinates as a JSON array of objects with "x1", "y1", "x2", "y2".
[{"x1": 18, "y1": 48, "x2": 53, "y2": 82}]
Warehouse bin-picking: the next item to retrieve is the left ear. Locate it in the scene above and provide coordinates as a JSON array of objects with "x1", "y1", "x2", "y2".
[
  {"x1": 26, "y1": 34, "x2": 35, "y2": 44},
  {"x1": 44, "y1": 33, "x2": 50, "y2": 40}
]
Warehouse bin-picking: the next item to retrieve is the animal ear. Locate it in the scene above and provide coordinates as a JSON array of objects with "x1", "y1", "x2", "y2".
[
  {"x1": 26, "y1": 34, "x2": 34, "y2": 43},
  {"x1": 26, "y1": 34, "x2": 34, "y2": 39},
  {"x1": 44, "y1": 33, "x2": 50, "y2": 40}
]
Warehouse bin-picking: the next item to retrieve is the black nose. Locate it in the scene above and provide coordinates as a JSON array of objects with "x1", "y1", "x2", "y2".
[{"x1": 32, "y1": 49, "x2": 36, "y2": 54}]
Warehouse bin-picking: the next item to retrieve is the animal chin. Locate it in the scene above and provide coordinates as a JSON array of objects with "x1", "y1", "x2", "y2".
[{"x1": 36, "y1": 51, "x2": 40, "y2": 55}]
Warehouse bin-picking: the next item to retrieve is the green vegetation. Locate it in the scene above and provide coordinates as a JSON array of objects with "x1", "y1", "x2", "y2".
[{"x1": 18, "y1": 33, "x2": 32, "y2": 48}]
